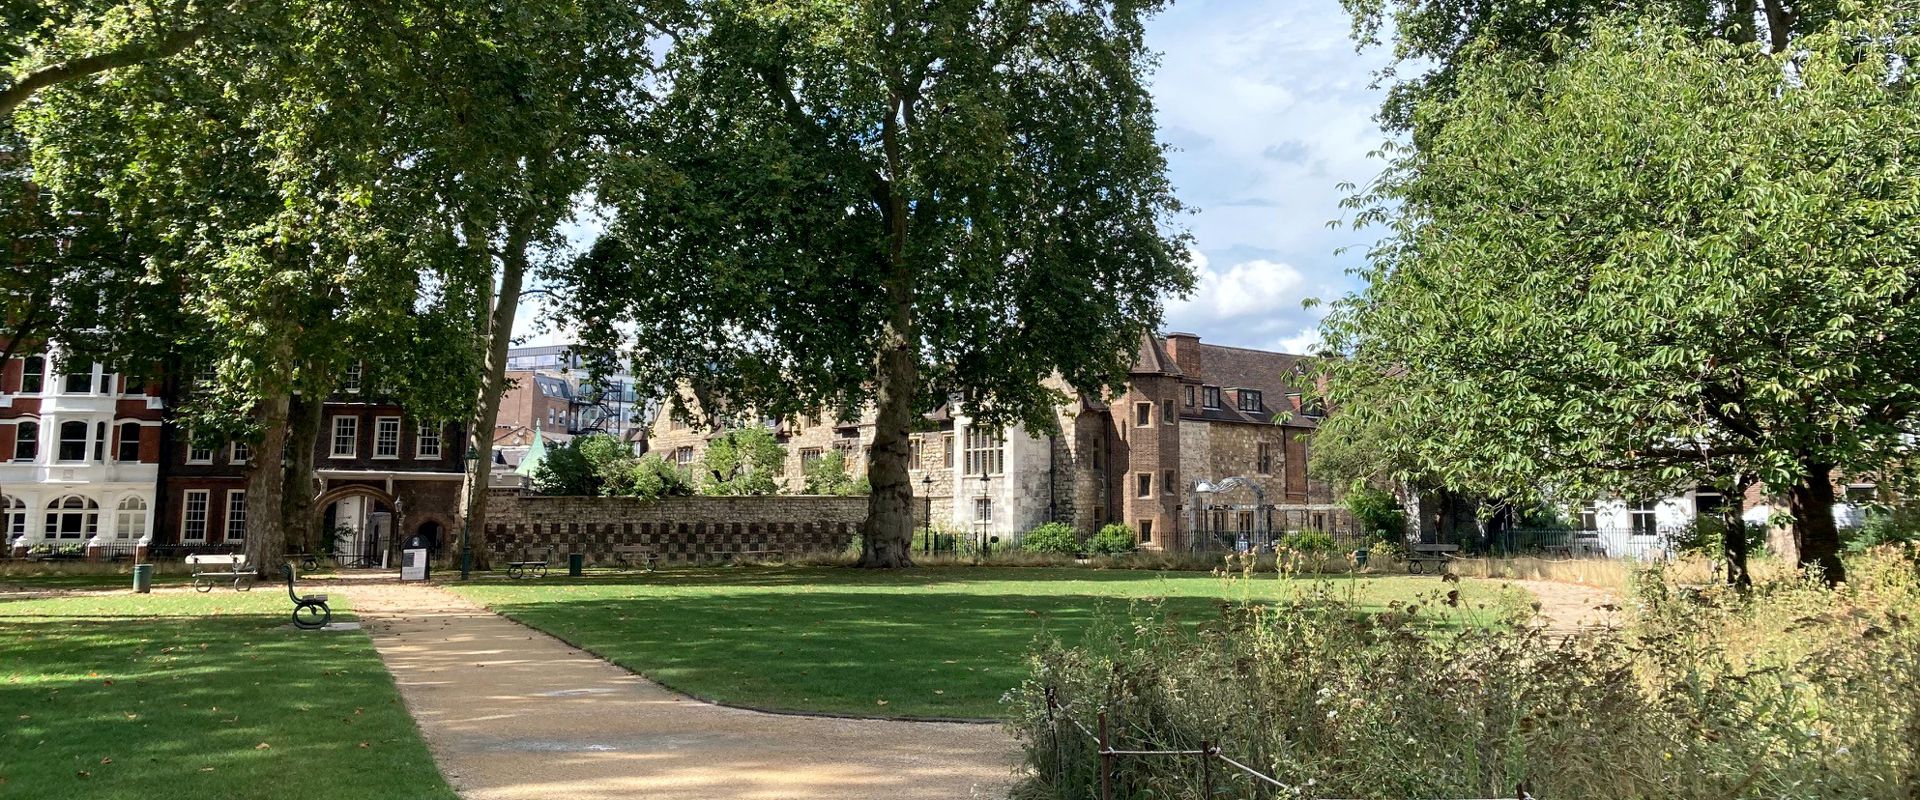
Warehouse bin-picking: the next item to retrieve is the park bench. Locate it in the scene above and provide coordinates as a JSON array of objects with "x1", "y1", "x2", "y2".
[
  {"x1": 189, "y1": 554, "x2": 255, "y2": 592},
  {"x1": 281, "y1": 563, "x2": 332, "y2": 629},
  {"x1": 1406, "y1": 543, "x2": 1459, "y2": 575},
  {"x1": 716, "y1": 547, "x2": 789, "y2": 564},
  {"x1": 611, "y1": 544, "x2": 659, "y2": 572},
  {"x1": 506, "y1": 548, "x2": 555, "y2": 579}
]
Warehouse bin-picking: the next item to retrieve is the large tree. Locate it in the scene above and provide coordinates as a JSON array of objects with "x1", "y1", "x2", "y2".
[
  {"x1": 560, "y1": 0, "x2": 1192, "y2": 567},
  {"x1": 1317, "y1": 17, "x2": 1920, "y2": 585}
]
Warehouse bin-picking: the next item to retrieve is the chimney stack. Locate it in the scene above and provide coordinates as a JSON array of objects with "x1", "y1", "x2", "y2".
[{"x1": 1163, "y1": 332, "x2": 1203, "y2": 380}]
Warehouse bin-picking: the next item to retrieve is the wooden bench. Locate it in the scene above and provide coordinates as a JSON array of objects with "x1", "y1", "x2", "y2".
[
  {"x1": 281, "y1": 563, "x2": 332, "y2": 629},
  {"x1": 1406, "y1": 543, "x2": 1459, "y2": 575},
  {"x1": 189, "y1": 554, "x2": 255, "y2": 592},
  {"x1": 506, "y1": 549, "x2": 554, "y2": 580},
  {"x1": 611, "y1": 545, "x2": 659, "y2": 573}
]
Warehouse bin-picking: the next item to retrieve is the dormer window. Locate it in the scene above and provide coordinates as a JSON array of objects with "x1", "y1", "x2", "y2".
[
  {"x1": 343, "y1": 361, "x2": 363, "y2": 393},
  {"x1": 1236, "y1": 390, "x2": 1263, "y2": 413},
  {"x1": 1202, "y1": 386, "x2": 1221, "y2": 409}
]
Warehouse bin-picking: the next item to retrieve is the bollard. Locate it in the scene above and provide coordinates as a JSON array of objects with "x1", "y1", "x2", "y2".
[
  {"x1": 568, "y1": 552, "x2": 584, "y2": 577},
  {"x1": 132, "y1": 563, "x2": 154, "y2": 594}
]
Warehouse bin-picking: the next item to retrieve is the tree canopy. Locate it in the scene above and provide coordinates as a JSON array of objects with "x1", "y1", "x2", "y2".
[
  {"x1": 1317, "y1": 17, "x2": 1920, "y2": 584},
  {"x1": 558, "y1": 0, "x2": 1192, "y2": 566}
]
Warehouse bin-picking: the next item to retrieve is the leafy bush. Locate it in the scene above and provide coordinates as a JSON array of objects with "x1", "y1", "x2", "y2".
[
  {"x1": 697, "y1": 427, "x2": 786, "y2": 496},
  {"x1": 625, "y1": 454, "x2": 694, "y2": 500},
  {"x1": 802, "y1": 450, "x2": 866, "y2": 496},
  {"x1": 1672, "y1": 515, "x2": 1767, "y2": 559},
  {"x1": 1012, "y1": 550, "x2": 1920, "y2": 799},
  {"x1": 1847, "y1": 504, "x2": 1920, "y2": 553},
  {"x1": 1278, "y1": 530, "x2": 1335, "y2": 553},
  {"x1": 1086, "y1": 524, "x2": 1136, "y2": 556},
  {"x1": 1022, "y1": 522, "x2": 1080, "y2": 555},
  {"x1": 532, "y1": 434, "x2": 637, "y2": 496},
  {"x1": 1341, "y1": 482, "x2": 1406, "y2": 538}
]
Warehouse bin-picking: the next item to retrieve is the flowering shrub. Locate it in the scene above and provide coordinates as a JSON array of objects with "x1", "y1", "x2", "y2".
[{"x1": 1010, "y1": 549, "x2": 1920, "y2": 799}]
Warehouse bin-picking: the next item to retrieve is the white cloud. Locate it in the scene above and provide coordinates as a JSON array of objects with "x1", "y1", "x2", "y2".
[{"x1": 1163, "y1": 253, "x2": 1328, "y2": 354}]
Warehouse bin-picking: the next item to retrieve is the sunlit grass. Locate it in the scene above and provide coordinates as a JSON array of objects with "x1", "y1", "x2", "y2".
[
  {"x1": 0, "y1": 592, "x2": 453, "y2": 800},
  {"x1": 451, "y1": 565, "x2": 1528, "y2": 719}
]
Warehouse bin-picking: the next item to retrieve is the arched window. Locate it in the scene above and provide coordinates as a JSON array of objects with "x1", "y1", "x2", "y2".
[
  {"x1": 57, "y1": 420, "x2": 88, "y2": 462},
  {"x1": 12, "y1": 421, "x2": 38, "y2": 462},
  {"x1": 44, "y1": 495, "x2": 99, "y2": 540},
  {"x1": 20, "y1": 356, "x2": 44, "y2": 394},
  {"x1": 114, "y1": 497, "x2": 148, "y2": 540},
  {"x1": 1, "y1": 495, "x2": 24, "y2": 541}
]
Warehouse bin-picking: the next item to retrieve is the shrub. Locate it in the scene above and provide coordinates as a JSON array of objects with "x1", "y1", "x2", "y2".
[
  {"x1": 1847, "y1": 504, "x2": 1920, "y2": 553},
  {"x1": 1278, "y1": 529, "x2": 1335, "y2": 553},
  {"x1": 1086, "y1": 524, "x2": 1136, "y2": 556},
  {"x1": 802, "y1": 450, "x2": 866, "y2": 496},
  {"x1": 1341, "y1": 482, "x2": 1406, "y2": 538},
  {"x1": 625, "y1": 454, "x2": 694, "y2": 499},
  {"x1": 1021, "y1": 522, "x2": 1080, "y2": 555},
  {"x1": 697, "y1": 428, "x2": 786, "y2": 496},
  {"x1": 1011, "y1": 549, "x2": 1920, "y2": 799},
  {"x1": 1672, "y1": 515, "x2": 1767, "y2": 559}
]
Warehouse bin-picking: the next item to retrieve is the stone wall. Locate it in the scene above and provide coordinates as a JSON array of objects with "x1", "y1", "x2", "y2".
[{"x1": 483, "y1": 492, "x2": 867, "y2": 565}]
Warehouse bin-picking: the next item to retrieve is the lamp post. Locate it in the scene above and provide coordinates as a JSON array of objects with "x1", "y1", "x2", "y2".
[
  {"x1": 460, "y1": 446, "x2": 479, "y2": 581},
  {"x1": 977, "y1": 472, "x2": 993, "y2": 554},
  {"x1": 920, "y1": 474, "x2": 933, "y2": 554}
]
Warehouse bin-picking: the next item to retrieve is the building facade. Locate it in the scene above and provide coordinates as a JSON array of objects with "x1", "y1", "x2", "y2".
[
  {"x1": 644, "y1": 333, "x2": 1351, "y2": 551},
  {"x1": 497, "y1": 344, "x2": 649, "y2": 450},
  {"x1": 1, "y1": 351, "x2": 165, "y2": 558}
]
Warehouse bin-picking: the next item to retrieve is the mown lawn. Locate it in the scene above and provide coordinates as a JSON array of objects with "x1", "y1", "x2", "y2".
[
  {"x1": 0, "y1": 591, "x2": 454, "y2": 800},
  {"x1": 452, "y1": 566, "x2": 1528, "y2": 720}
]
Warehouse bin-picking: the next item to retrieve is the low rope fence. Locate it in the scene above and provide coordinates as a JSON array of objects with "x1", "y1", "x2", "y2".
[{"x1": 1042, "y1": 687, "x2": 1537, "y2": 800}]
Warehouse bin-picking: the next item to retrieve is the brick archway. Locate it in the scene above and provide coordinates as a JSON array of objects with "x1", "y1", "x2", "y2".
[
  {"x1": 315, "y1": 485, "x2": 397, "y2": 568},
  {"x1": 314, "y1": 484, "x2": 396, "y2": 510}
]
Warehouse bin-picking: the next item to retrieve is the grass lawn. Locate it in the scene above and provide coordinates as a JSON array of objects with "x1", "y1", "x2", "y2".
[
  {"x1": 452, "y1": 566, "x2": 1528, "y2": 720},
  {"x1": 0, "y1": 590, "x2": 455, "y2": 800}
]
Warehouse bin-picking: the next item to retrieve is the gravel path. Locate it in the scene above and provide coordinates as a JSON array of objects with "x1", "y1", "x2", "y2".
[
  {"x1": 1507, "y1": 579, "x2": 1623, "y2": 635},
  {"x1": 346, "y1": 583, "x2": 1019, "y2": 800}
]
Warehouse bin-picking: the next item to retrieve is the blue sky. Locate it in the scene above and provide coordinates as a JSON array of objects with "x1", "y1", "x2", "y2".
[
  {"x1": 1147, "y1": 0, "x2": 1392, "y2": 353},
  {"x1": 518, "y1": 5, "x2": 1392, "y2": 356}
]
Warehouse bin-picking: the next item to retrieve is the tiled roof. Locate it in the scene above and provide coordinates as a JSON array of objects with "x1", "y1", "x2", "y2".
[
  {"x1": 1173, "y1": 339, "x2": 1320, "y2": 428},
  {"x1": 1130, "y1": 331, "x2": 1183, "y2": 376}
]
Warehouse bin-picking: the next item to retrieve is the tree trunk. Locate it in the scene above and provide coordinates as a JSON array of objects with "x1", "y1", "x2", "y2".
[
  {"x1": 859, "y1": 289, "x2": 917, "y2": 568},
  {"x1": 244, "y1": 387, "x2": 291, "y2": 575},
  {"x1": 1721, "y1": 478, "x2": 1751, "y2": 590},
  {"x1": 280, "y1": 391, "x2": 323, "y2": 555},
  {"x1": 1788, "y1": 460, "x2": 1845, "y2": 584},
  {"x1": 462, "y1": 221, "x2": 532, "y2": 572}
]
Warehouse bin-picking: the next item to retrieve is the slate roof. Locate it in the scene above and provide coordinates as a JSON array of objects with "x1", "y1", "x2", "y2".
[{"x1": 1127, "y1": 336, "x2": 1322, "y2": 428}]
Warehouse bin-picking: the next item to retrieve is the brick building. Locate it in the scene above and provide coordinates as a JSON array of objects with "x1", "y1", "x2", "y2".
[
  {"x1": 494, "y1": 344, "x2": 649, "y2": 452},
  {"x1": 158, "y1": 388, "x2": 468, "y2": 566},
  {"x1": 645, "y1": 332, "x2": 1349, "y2": 551},
  {"x1": 1, "y1": 349, "x2": 165, "y2": 557},
  {"x1": 0, "y1": 346, "x2": 467, "y2": 563}
]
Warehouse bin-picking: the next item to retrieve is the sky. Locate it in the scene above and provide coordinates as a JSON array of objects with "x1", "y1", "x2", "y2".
[{"x1": 515, "y1": 1, "x2": 1394, "y2": 356}]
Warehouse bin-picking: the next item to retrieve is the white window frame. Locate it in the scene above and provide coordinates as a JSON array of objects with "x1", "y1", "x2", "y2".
[
  {"x1": 1628, "y1": 500, "x2": 1659, "y2": 537},
  {"x1": 229, "y1": 440, "x2": 251, "y2": 465},
  {"x1": 1136, "y1": 472, "x2": 1153, "y2": 499},
  {"x1": 225, "y1": 490, "x2": 247, "y2": 541},
  {"x1": 55, "y1": 420, "x2": 90, "y2": 463},
  {"x1": 113, "y1": 496, "x2": 148, "y2": 540},
  {"x1": 1134, "y1": 402, "x2": 1153, "y2": 427},
  {"x1": 974, "y1": 497, "x2": 993, "y2": 523},
  {"x1": 331, "y1": 416, "x2": 358, "y2": 459},
  {"x1": 415, "y1": 421, "x2": 442, "y2": 459},
  {"x1": 373, "y1": 416, "x2": 402, "y2": 460},
  {"x1": 343, "y1": 361, "x2": 363, "y2": 393},
  {"x1": 186, "y1": 432, "x2": 214, "y2": 465},
  {"x1": 964, "y1": 428, "x2": 1004, "y2": 476},
  {"x1": 181, "y1": 490, "x2": 209, "y2": 541}
]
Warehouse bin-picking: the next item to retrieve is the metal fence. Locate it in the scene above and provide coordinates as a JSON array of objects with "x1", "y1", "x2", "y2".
[
  {"x1": 1476, "y1": 528, "x2": 1681, "y2": 561},
  {"x1": 1042, "y1": 687, "x2": 1537, "y2": 800}
]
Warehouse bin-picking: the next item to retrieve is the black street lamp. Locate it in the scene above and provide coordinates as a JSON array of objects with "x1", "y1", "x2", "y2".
[
  {"x1": 920, "y1": 474, "x2": 933, "y2": 553},
  {"x1": 460, "y1": 446, "x2": 479, "y2": 581}
]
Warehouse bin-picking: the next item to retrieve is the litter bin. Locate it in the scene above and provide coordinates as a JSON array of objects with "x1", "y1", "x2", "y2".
[
  {"x1": 568, "y1": 552, "x2": 584, "y2": 577},
  {"x1": 133, "y1": 563, "x2": 153, "y2": 594}
]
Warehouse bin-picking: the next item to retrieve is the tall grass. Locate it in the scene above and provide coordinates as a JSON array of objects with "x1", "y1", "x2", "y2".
[{"x1": 1009, "y1": 547, "x2": 1920, "y2": 799}]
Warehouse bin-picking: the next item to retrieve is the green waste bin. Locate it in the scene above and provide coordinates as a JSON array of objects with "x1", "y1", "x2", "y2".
[
  {"x1": 133, "y1": 563, "x2": 154, "y2": 594},
  {"x1": 568, "y1": 552, "x2": 584, "y2": 577}
]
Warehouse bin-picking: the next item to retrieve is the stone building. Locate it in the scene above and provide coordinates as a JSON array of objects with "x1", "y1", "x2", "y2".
[{"x1": 644, "y1": 332, "x2": 1351, "y2": 551}]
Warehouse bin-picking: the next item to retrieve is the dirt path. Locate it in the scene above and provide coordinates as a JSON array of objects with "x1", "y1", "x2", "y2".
[
  {"x1": 1507, "y1": 579, "x2": 1622, "y2": 635},
  {"x1": 345, "y1": 583, "x2": 1020, "y2": 800}
]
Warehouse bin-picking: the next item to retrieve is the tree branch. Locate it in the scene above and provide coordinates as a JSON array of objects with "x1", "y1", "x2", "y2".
[{"x1": 0, "y1": 23, "x2": 213, "y2": 117}]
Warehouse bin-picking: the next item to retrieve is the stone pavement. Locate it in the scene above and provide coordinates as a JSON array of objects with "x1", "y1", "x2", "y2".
[{"x1": 346, "y1": 582, "x2": 1020, "y2": 799}]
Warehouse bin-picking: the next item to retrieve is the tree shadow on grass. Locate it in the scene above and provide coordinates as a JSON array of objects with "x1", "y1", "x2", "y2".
[{"x1": 0, "y1": 609, "x2": 453, "y2": 800}]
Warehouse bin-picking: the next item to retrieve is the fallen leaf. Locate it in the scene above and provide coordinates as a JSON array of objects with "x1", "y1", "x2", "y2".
[
  {"x1": 255, "y1": 742, "x2": 271, "y2": 750},
  {"x1": 357, "y1": 742, "x2": 370, "y2": 749},
  {"x1": 76, "y1": 771, "x2": 90, "y2": 779},
  {"x1": 876, "y1": 699, "x2": 889, "y2": 706},
  {"x1": 100, "y1": 758, "x2": 112, "y2": 765}
]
